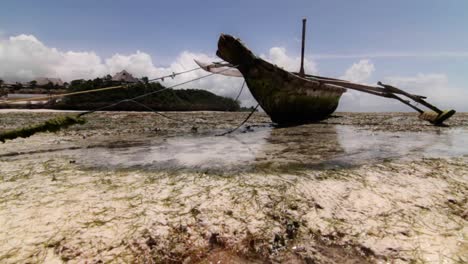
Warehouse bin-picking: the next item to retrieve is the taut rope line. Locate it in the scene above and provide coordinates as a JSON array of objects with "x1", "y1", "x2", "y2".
[
  {"x1": 1, "y1": 85, "x2": 133, "y2": 104},
  {"x1": 77, "y1": 69, "x2": 233, "y2": 117},
  {"x1": 216, "y1": 104, "x2": 260, "y2": 136},
  {"x1": 0, "y1": 67, "x2": 203, "y2": 104},
  {"x1": 0, "y1": 66, "x2": 243, "y2": 142}
]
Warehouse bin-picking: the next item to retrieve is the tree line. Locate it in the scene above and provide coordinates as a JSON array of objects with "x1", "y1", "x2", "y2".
[{"x1": 54, "y1": 76, "x2": 240, "y2": 112}]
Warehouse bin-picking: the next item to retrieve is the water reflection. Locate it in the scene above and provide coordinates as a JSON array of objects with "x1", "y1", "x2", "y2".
[
  {"x1": 253, "y1": 125, "x2": 345, "y2": 171},
  {"x1": 334, "y1": 126, "x2": 468, "y2": 164},
  {"x1": 76, "y1": 129, "x2": 273, "y2": 173},
  {"x1": 72, "y1": 124, "x2": 467, "y2": 173}
]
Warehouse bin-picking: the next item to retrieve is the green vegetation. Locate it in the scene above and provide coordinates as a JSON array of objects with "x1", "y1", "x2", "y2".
[
  {"x1": 0, "y1": 115, "x2": 86, "y2": 143},
  {"x1": 0, "y1": 79, "x2": 6, "y2": 97},
  {"x1": 54, "y1": 77, "x2": 240, "y2": 111},
  {"x1": 28, "y1": 80, "x2": 37, "y2": 89}
]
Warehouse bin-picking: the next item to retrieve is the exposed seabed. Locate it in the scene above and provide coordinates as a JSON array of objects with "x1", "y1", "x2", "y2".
[{"x1": 0, "y1": 111, "x2": 467, "y2": 263}]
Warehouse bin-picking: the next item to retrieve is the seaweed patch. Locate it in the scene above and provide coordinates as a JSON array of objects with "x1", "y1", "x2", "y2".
[{"x1": 0, "y1": 115, "x2": 86, "y2": 143}]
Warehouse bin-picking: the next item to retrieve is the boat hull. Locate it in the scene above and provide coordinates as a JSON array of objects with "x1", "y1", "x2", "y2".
[
  {"x1": 244, "y1": 71, "x2": 344, "y2": 124},
  {"x1": 216, "y1": 34, "x2": 346, "y2": 125}
]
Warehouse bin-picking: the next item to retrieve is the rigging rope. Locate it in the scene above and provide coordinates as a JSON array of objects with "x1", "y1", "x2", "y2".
[
  {"x1": 123, "y1": 99, "x2": 184, "y2": 123},
  {"x1": 78, "y1": 69, "x2": 230, "y2": 117},
  {"x1": 148, "y1": 67, "x2": 201, "y2": 82},
  {"x1": 0, "y1": 67, "x2": 203, "y2": 104},
  {"x1": 78, "y1": 68, "x2": 248, "y2": 128},
  {"x1": 216, "y1": 104, "x2": 260, "y2": 136},
  {"x1": 234, "y1": 81, "x2": 245, "y2": 102},
  {"x1": 1, "y1": 84, "x2": 133, "y2": 104},
  {"x1": 0, "y1": 65, "x2": 260, "y2": 142}
]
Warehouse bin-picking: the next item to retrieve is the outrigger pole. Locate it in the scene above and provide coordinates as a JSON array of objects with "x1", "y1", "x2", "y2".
[
  {"x1": 303, "y1": 75, "x2": 456, "y2": 125},
  {"x1": 296, "y1": 19, "x2": 455, "y2": 125}
]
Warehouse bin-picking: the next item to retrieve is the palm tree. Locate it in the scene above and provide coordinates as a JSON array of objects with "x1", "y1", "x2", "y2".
[
  {"x1": 29, "y1": 80, "x2": 37, "y2": 88},
  {"x1": 13, "y1": 82, "x2": 23, "y2": 91}
]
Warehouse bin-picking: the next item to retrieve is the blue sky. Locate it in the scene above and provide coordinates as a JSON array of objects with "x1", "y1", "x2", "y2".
[
  {"x1": 1, "y1": 0, "x2": 467, "y2": 111},
  {"x1": 3, "y1": 1, "x2": 468, "y2": 60}
]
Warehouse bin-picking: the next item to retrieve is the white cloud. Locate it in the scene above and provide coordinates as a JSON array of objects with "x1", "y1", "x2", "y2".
[
  {"x1": 0, "y1": 34, "x2": 325, "y2": 107},
  {"x1": 0, "y1": 34, "x2": 256, "y2": 106},
  {"x1": 0, "y1": 34, "x2": 107, "y2": 81},
  {"x1": 340, "y1": 59, "x2": 375, "y2": 83},
  {"x1": 338, "y1": 59, "x2": 386, "y2": 112},
  {"x1": 261, "y1": 47, "x2": 318, "y2": 74},
  {"x1": 105, "y1": 51, "x2": 159, "y2": 77},
  {"x1": 1, "y1": 34, "x2": 464, "y2": 111}
]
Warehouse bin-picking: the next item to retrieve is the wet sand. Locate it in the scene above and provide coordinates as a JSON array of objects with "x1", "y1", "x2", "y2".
[{"x1": 0, "y1": 111, "x2": 467, "y2": 263}]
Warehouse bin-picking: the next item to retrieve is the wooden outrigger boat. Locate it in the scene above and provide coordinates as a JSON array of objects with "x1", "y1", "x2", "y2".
[
  {"x1": 198, "y1": 19, "x2": 456, "y2": 126},
  {"x1": 0, "y1": 19, "x2": 457, "y2": 144}
]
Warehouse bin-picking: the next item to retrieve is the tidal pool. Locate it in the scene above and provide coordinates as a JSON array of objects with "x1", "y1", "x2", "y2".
[{"x1": 2, "y1": 121, "x2": 467, "y2": 173}]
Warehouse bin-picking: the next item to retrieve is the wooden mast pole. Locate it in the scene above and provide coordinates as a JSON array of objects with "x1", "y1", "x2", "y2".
[{"x1": 299, "y1": 18, "x2": 307, "y2": 77}]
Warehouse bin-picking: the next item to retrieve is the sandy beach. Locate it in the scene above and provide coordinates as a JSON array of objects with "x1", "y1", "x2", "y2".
[{"x1": 0, "y1": 111, "x2": 467, "y2": 263}]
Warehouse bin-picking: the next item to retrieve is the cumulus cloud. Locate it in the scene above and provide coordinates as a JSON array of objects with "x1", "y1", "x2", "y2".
[
  {"x1": 1, "y1": 34, "x2": 464, "y2": 111},
  {"x1": 0, "y1": 34, "x2": 108, "y2": 81},
  {"x1": 337, "y1": 59, "x2": 386, "y2": 112},
  {"x1": 261, "y1": 47, "x2": 318, "y2": 74},
  {"x1": 104, "y1": 51, "x2": 161, "y2": 78},
  {"x1": 340, "y1": 59, "x2": 375, "y2": 83},
  {"x1": 0, "y1": 34, "x2": 257, "y2": 106},
  {"x1": 0, "y1": 34, "x2": 324, "y2": 107}
]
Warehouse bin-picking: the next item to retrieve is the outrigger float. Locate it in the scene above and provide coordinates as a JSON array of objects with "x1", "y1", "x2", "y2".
[{"x1": 197, "y1": 19, "x2": 455, "y2": 126}]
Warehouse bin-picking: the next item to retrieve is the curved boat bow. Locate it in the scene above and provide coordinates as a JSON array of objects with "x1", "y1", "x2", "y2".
[{"x1": 216, "y1": 34, "x2": 346, "y2": 125}]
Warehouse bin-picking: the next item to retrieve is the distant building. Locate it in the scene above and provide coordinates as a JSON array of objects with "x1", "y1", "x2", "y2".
[
  {"x1": 111, "y1": 70, "x2": 138, "y2": 83},
  {"x1": 35, "y1": 77, "x2": 64, "y2": 86}
]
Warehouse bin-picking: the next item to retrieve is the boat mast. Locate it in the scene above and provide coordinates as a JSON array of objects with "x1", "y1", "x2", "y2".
[{"x1": 299, "y1": 18, "x2": 307, "y2": 77}]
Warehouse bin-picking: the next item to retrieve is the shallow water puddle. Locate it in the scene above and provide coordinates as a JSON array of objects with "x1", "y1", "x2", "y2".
[
  {"x1": 74, "y1": 129, "x2": 271, "y2": 172},
  {"x1": 7, "y1": 124, "x2": 465, "y2": 173},
  {"x1": 333, "y1": 126, "x2": 468, "y2": 165}
]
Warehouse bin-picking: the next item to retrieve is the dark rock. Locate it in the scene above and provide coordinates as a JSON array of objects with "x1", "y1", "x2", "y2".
[{"x1": 146, "y1": 236, "x2": 157, "y2": 249}]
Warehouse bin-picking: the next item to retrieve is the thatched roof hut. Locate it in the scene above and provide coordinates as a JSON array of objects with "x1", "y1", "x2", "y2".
[{"x1": 111, "y1": 70, "x2": 138, "y2": 83}]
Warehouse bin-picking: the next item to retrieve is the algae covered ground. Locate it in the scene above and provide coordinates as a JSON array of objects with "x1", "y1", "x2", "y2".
[{"x1": 0, "y1": 111, "x2": 467, "y2": 263}]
